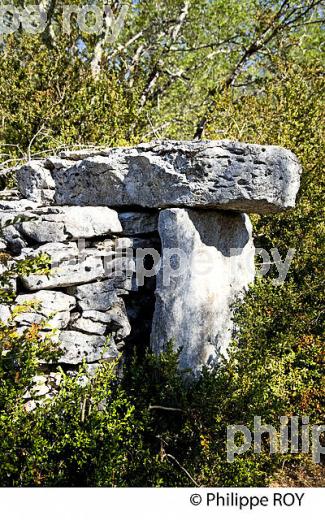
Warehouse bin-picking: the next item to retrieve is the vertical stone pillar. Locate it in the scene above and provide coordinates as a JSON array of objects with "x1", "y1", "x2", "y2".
[{"x1": 151, "y1": 209, "x2": 255, "y2": 375}]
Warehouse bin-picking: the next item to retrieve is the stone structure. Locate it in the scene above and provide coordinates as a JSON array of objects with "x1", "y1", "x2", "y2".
[
  {"x1": 151, "y1": 209, "x2": 255, "y2": 373},
  {"x1": 0, "y1": 140, "x2": 301, "y2": 388},
  {"x1": 17, "y1": 140, "x2": 300, "y2": 213}
]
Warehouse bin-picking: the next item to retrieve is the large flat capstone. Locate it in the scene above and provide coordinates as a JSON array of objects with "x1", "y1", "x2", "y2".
[
  {"x1": 16, "y1": 140, "x2": 301, "y2": 214},
  {"x1": 150, "y1": 208, "x2": 255, "y2": 374}
]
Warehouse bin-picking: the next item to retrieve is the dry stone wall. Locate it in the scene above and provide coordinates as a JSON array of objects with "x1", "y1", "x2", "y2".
[{"x1": 0, "y1": 199, "x2": 159, "y2": 407}]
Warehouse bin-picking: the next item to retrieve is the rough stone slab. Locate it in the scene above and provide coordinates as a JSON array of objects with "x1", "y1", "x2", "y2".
[
  {"x1": 58, "y1": 331, "x2": 118, "y2": 364},
  {"x1": 20, "y1": 219, "x2": 67, "y2": 243},
  {"x1": 61, "y1": 206, "x2": 122, "y2": 237},
  {"x1": 118, "y1": 212, "x2": 158, "y2": 235},
  {"x1": 14, "y1": 290, "x2": 76, "y2": 329},
  {"x1": 82, "y1": 310, "x2": 116, "y2": 323},
  {"x1": 151, "y1": 208, "x2": 255, "y2": 375},
  {"x1": 21, "y1": 254, "x2": 105, "y2": 290},
  {"x1": 16, "y1": 160, "x2": 55, "y2": 203},
  {"x1": 18, "y1": 206, "x2": 122, "y2": 243},
  {"x1": 14, "y1": 310, "x2": 71, "y2": 330},
  {"x1": 71, "y1": 316, "x2": 107, "y2": 335},
  {"x1": 71, "y1": 307, "x2": 131, "y2": 339},
  {"x1": 1, "y1": 224, "x2": 27, "y2": 254},
  {"x1": 21, "y1": 242, "x2": 79, "y2": 262},
  {"x1": 0, "y1": 199, "x2": 39, "y2": 211},
  {"x1": 67, "y1": 280, "x2": 120, "y2": 311},
  {"x1": 81, "y1": 304, "x2": 131, "y2": 339},
  {"x1": 16, "y1": 140, "x2": 301, "y2": 214},
  {"x1": 100, "y1": 303, "x2": 131, "y2": 340},
  {"x1": 44, "y1": 157, "x2": 75, "y2": 170},
  {"x1": 15, "y1": 290, "x2": 76, "y2": 312}
]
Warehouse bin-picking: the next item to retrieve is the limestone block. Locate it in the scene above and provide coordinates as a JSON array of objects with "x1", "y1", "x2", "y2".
[
  {"x1": 15, "y1": 290, "x2": 76, "y2": 329},
  {"x1": 58, "y1": 331, "x2": 118, "y2": 364},
  {"x1": 16, "y1": 140, "x2": 301, "y2": 214},
  {"x1": 151, "y1": 208, "x2": 255, "y2": 374},
  {"x1": 19, "y1": 206, "x2": 122, "y2": 243}
]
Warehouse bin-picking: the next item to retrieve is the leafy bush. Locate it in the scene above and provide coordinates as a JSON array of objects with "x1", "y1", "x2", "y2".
[{"x1": 1, "y1": 331, "x2": 322, "y2": 487}]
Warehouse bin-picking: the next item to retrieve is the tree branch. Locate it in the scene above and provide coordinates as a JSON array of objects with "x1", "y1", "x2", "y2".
[
  {"x1": 91, "y1": 1, "x2": 129, "y2": 80},
  {"x1": 148, "y1": 405, "x2": 184, "y2": 412},
  {"x1": 40, "y1": 0, "x2": 57, "y2": 47},
  {"x1": 193, "y1": 0, "x2": 324, "y2": 139},
  {"x1": 139, "y1": 1, "x2": 191, "y2": 108},
  {"x1": 165, "y1": 453, "x2": 199, "y2": 486}
]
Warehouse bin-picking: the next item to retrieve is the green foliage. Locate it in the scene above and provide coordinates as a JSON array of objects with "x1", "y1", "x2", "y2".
[
  {"x1": 1, "y1": 0, "x2": 323, "y2": 162},
  {"x1": 0, "y1": 351, "x2": 143, "y2": 486},
  {"x1": 121, "y1": 345, "x2": 278, "y2": 487},
  {"x1": 0, "y1": 35, "x2": 143, "y2": 165},
  {"x1": 0, "y1": 338, "x2": 278, "y2": 487}
]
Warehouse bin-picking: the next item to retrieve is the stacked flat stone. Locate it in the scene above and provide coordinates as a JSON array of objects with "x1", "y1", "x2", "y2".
[
  {"x1": 0, "y1": 200, "x2": 158, "y2": 371},
  {"x1": 0, "y1": 140, "x2": 301, "y2": 380}
]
